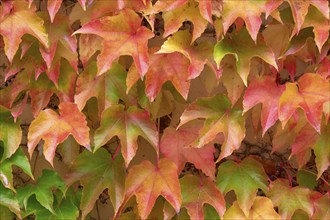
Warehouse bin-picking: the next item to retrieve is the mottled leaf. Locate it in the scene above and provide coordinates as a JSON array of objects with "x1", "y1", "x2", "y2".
[
  {"x1": 179, "y1": 94, "x2": 245, "y2": 161},
  {"x1": 223, "y1": 197, "x2": 281, "y2": 220},
  {"x1": 180, "y1": 175, "x2": 225, "y2": 219},
  {"x1": 65, "y1": 149, "x2": 126, "y2": 219},
  {"x1": 124, "y1": 158, "x2": 182, "y2": 220},
  {"x1": 216, "y1": 157, "x2": 269, "y2": 216},
  {"x1": 0, "y1": 0, "x2": 48, "y2": 62},
  {"x1": 94, "y1": 104, "x2": 158, "y2": 166},
  {"x1": 73, "y1": 8, "x2": 154, "y2": 76},
  {"x1": 0, "y1": 106, "x2": 22, "y2": 161},
  {"x1": 28, "y1": 102, "x2": 90, "y2": 165},
  {"x1": 279, "y1": 73, "x2": 330, "y2": 133},
  {"x1": 160, "y1": 121, "x2": 217, "y2": 179},
  {"x1": 214, "y1": 27, "x2": 278, "y2": 85},
  {"x1": 269, "y1": 179, "x2": 313, "y2": 219}
]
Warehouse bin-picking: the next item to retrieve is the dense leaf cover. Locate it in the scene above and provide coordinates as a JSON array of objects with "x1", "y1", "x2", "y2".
[{"x1": 0, "y1": 0, "x2": 329, "y2": 219}]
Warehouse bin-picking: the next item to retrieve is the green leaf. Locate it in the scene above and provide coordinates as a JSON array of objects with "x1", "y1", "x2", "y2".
[
  {"x1": 94, "y1": 104, "x2": 158, "y2": 166},
  {"x1": 0, "y1": 106, "x2": 22, "y2": 161},
  {"x1": 0, "y1": 184, "x2": 20, "y2": 218},
  {"x1": 216, "y1": 157, "x2": 268, "y2": 216},
  {"x1": 179, "y1": 94, "x2": 245, "y2": 162},
  {"x1": 0, "y1": 148, "x2": 33, "y2": 191},
  {"x1": 297, "y1": 170, "x2": 318, "y2": 190},
  {"x1": 65, "y1": 148, "x2": 126, "y2": 219},
  {"x1": 21, "y1": 194, "x2": 79, "y2": 220},
  {"x1": 214, "y1": 27, "x2": 277, "y2": 85},
  {"x1": 17, "y1": 169, "x2": 66, "y2": 213}
]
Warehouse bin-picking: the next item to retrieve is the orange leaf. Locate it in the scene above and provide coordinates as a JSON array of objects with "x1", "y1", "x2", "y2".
[
  {"x1": 28, "y1": 102, "x2": 90, "y2": 165},
  {"x1": 124, "y1": 158, "x2": 182, "y2": 220}
]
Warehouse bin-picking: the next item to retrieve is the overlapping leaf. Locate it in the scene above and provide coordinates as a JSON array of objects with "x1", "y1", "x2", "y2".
[
  {"x1": 162, "y1": 0, "x2": 208, "y2": 42},
  {"x1": 243, "y1": 75, "x2": 285, "y2": 136},
  {"x1": 221, "y1": 0, "x2": 272, "y2": 42},
  {"x1": 16, "y1": 169, "x2": 66, "y2": 214},
  {"x1": 216, "y1": 157, "x2": 269, "y2": 216},
  {"x1": 0, "y1": 0, "x2": 48, "y2": 62},
  {"x1": 123, "y1": 158, "x2": 182, "y2": 220},
  {"x1": 223, "y1": 197, "x2": 281, "y2": 220},
  {"x1": 179, "y1": 94, "x2": 245, "y2": 161},
  {"x1": 75, "y1": 61, "x2": 136, "y2": 116},
  {"x1": 0, "y1": 106, "x2": 22, "y2": 161},
  {"x1": 158, "y1": 30, "x2": 220, "y2": 79},
  {"x1": 269, "y1": 179, "x2": 314, "y2": 219},
  {"x1": 180, "y1": 175, "x2": 226, "y2": 219},
  {"x1": 65, "y1": 149, "x2": 126, "y2": 219},
  {"x1": 214, "y1": 27, "x2": 278, "y2": 85},
  {"x1": 0, "y1": 183, "x2": 20, "y2": 218},
  {"x1": 0, "y1": 148, "x2": 33, "y2": 192},
  {"x1": 160, "y1": 121, "x2": 217, "y2": 179},
  {"x1": 94, "y1": 104, "x2": 158, "y2": 167},
  {"x1": 279, "y1": 73, "x2": 330, "y2": 133},
  {"x1": 28, "y1": 102, "x2": 90, "y2": 165},
  {"x1": 73, "y1": 8, "x2": 154, "y2": 76}
]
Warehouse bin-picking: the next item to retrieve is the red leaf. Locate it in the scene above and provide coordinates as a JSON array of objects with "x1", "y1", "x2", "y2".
[
  {"x1": 160, "y1": 121, "x2": 217, "y2": 180},
  {"x1": 243, "y1": 75, "x2": 285, "y2": 136},
  {"x1": 74, "y1": 8, "x2": 154, "y2": 76}
]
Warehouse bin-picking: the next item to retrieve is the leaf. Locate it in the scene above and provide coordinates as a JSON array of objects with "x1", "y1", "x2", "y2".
[
  {"x1": 158, "y1": 29, "x2": 219, "y2": 79},
  {"x1": 75, "y1": 61, "x2": 136, "y2": 116},
  {"x1": 221, "y1": 0, "x2": 271, "y2": 42},
  {"x1": 180, "y1": 175, "x2": 226, "y2": 219},
  {"x1": 0, "y1": 148, "x2": 33, "y2": 192},
  {"x1": 269, "y1": 179, "x2": 314, "y2": 219},
  {"x1": 0, "y1": 0, "x2": 48, "y2": 62},
  {"x1": 268, "y1": 0, "x2": 329, "y2": 35},
  {"x1": 312, "y1": 194, "x2": 330, "y2": 220},
  {"x1": 223, "y1": 197, "x2": 281, "y2": 220},
  {"x1": 160, "y1": 121, "x2": 217, "y2": 180},
  {"x1": 243, "y1": 75, "x2": 285, "y2": 136},
  {"x1": 16, "y1": 169, "x2": 66, "y2": 214},
  {"x1": 28, "y1": 102, "x2": 90, "y2": 165},
  {"x1": 196, "y1": 0, "x2": 222, "y2": 24},
  {"x1": 47, "y1": 0, "x2": 62, "y2": 23},
  {"x1": 178, "y1": 94, "x2": 245, "y2": 161},
  {"x1": 38, "y1": 13, "x2": 78, "y2": 86},
  {"x1": 144, "y1": 51, "x2": 191, "y2": 101},
  {"x1": 313, "y1": 122, "x2": 330, "y2": 178},
  {"x1": 216, "y1": 157, "x2": 269, "y2": 216},
  {"x1": 73, "y1": 8, "x2": 154, "y2": 76},
  {"x1": 0, "y1": 184, "x2": 20, "y2": 218},
  {"x1": 20, "y1": 190, "x2": 79, "y2": 220},
  {"x1": 124, "y1": 158, "x2": 182, "y2": 220},
  {"x1": 162, "y1": 0, "x2": 208, "y2": 42},
  {"x1": 94, "y1": 104, "x2": 158, "y2": 167},
  {"x1": 214, "y1": 27, "x2": 278, "y2": 85},
  {"x1": 301, "y1": 6, "x2": 329, "y2": 52},
  {"x1": 78, "y1": 34, "x2": 101, "y2": 67},
  {"x1": 219, "y1": 56, "x2": 245, "y2": 106},
  {"x1": 279, "y1": 73, "x2": 330, "y2": 133},
  {"x1": 65, "y1": 148, "x2": 126, "y2": 219},
  {"x1": 297, "y1": 170, "x2": 317, "y2": 190},
  {"x1": 262, "y1": 23, "x2": 292, "y2": 58},
  {"x1": 0, "y1": 106, "x2": 22, "y2": 161}
]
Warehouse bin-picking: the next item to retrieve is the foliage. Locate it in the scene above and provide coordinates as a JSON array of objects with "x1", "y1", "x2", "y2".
[{"x1": 0, "y1": 0, "x2": 329, "y2": 219}]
